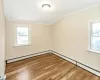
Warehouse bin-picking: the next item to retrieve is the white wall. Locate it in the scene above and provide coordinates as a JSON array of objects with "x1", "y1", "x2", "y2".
[
  {"x1": 0, "y1": 0, "x2": 5, "y2": 77},
  {"x1": 6, "y1": 21, "x2": 52, "y2": 60},
  {"x1": 52, "y1": 5, "x2": 100, "y2": 71}
]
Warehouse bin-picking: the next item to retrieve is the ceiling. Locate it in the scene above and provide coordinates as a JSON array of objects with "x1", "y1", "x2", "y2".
[{"x1": 3, "y1": 0, "x2": 100, "y2": 24}]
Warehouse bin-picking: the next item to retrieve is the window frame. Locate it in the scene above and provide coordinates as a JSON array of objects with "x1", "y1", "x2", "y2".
[
  {"x1": 88, "y1": 21, "x2": 100, "y2": 53},
  {"x1": 14, "y1": 25, "x2": 31, "y2": 47}
]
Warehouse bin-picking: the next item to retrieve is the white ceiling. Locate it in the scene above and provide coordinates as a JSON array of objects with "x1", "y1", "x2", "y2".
[{"x1": 3, "y1": 0, "x2": 100, "y2": 24}]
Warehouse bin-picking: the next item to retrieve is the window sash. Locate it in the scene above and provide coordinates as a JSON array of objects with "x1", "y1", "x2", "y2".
[
  {"x1": 17, "y1": 36, "x2": 29, "y2": 45},
  {"x1": 90, "y1": 21, "x2": 100, "y2": 51},
  {"x1": 90, "y1": 36, "x2": 100, "y2": 51},
  {"x1": 16, "y1": 26, "x2": 29, "y2": 46},
  {"x1": 91, "y1": 22, "x2": 100, "y2": 37}
]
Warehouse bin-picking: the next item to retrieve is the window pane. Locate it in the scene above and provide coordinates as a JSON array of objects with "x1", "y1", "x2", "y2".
[
  {"x1": 17, "y1": 27, "x2": 29, "y2": 45},
  {"x1": 17, "y1": 36, "x2": 28, "y2": 45},
  {"x1": 91, "y1": 37, "x2": 100, "y2": 51},
  {"x1": 92, "y1": 22, "x2": 100, "y2": 36},
  {"x1": 17, "y1": 27, "x2": 28, "y2": 36}
]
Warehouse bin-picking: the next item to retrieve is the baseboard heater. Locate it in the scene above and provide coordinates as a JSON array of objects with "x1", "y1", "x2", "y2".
[
  {"x1": 50, "y1": 50, "x2": 100, "y2": 77},
  {"x1": 6, "y1": 50, "x2": 50, "y2": 63}
]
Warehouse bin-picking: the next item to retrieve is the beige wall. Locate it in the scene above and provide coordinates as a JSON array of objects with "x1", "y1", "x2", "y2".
[
  {"x1": 6, "y1": 21, "x2": 52, "y2": 60},
  {"x1": 52, "y1": 5, "x2": 100, "y2": 71},
  {"x1": 0, "y1": 0, "x2": 5, "y2": 77}
]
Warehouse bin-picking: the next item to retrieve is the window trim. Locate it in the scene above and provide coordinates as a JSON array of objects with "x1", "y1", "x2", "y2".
[
  {"x1": 14, "y1": 25, "x2": 31, "y2": 47},
  {"x1": 88, "y1": 20, "x2": 100, "y2": 54}
]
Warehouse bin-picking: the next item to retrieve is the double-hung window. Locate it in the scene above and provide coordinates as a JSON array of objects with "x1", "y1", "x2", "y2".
[
  {"x1": 16, "y1": 26, "x2": 30, "y2": 46},
  {"x1": 89, "y1": 21, "x2": 100, "y2": 52}
]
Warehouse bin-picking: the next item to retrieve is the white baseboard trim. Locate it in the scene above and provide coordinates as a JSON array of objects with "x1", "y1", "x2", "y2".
[
  {"x1": 50, "y1": 50, "x2": 100, "y2": 77},
  {"x1": 6, "y1": 50, "x2": 50, "y2": 63},
  {"x1": 51, "y1": 50, "x2": 76, "y2": 64},
  {"x1": 0, "y1": 75, "x2": 6, "y2": 80}
]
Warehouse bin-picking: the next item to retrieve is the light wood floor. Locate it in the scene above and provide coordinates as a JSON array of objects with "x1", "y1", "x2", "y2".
[{"x1": 6, "y1": 53, "x2": 100, "y2": 80}]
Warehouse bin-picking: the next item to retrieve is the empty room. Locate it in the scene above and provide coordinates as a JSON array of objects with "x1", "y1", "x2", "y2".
[{"x1": 0, "y1": 0, "x2": 100, "y2": 80}]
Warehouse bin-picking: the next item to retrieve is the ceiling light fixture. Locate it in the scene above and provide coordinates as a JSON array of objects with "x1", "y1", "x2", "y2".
[{"x1": 42, "y1": 4, "x2": 51, "y2": 10}]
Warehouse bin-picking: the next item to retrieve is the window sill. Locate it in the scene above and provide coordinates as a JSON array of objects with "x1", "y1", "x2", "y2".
[
  {"x1": 87, "y1": 49, "x2": 100, "y2": 54},
  {"x1": 14, "y1": 44, "x2": 31, "y2": 47}
]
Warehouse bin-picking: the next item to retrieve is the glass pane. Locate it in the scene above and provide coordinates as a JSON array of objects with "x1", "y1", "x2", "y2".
[
  {"x1": 91, "y1": 37, "x2": 100, "y2": 51},
  {"x1": 92, "y1": 22, "x2": 100, "y2": 36},
  {"x1": 17, "y1": 27, "x2": 29, "y2": 45},
  {"x1": 17, "y1": 27, "x2": 28, "y2": 36},
  {"x1": 17, "y1": 36, "x2": 28, "y2": 45}
]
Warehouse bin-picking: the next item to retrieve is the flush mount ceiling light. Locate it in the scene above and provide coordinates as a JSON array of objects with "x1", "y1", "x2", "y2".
[{"x1": 42, "y1": 4, "x2": 51, "y2": 10}]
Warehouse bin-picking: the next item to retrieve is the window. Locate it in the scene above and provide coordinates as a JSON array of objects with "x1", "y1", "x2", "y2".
[
  {"x1": 89, "y1": 21, "x2": 100, "y2": 52},
  {"x1": 16, "y1": 26, "x2": 30, "y2": 46}
]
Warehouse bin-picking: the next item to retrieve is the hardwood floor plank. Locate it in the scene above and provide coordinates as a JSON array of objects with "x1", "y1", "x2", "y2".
[{"x1": 6, "y1": 53, "x2": 100, "y2": 80}]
